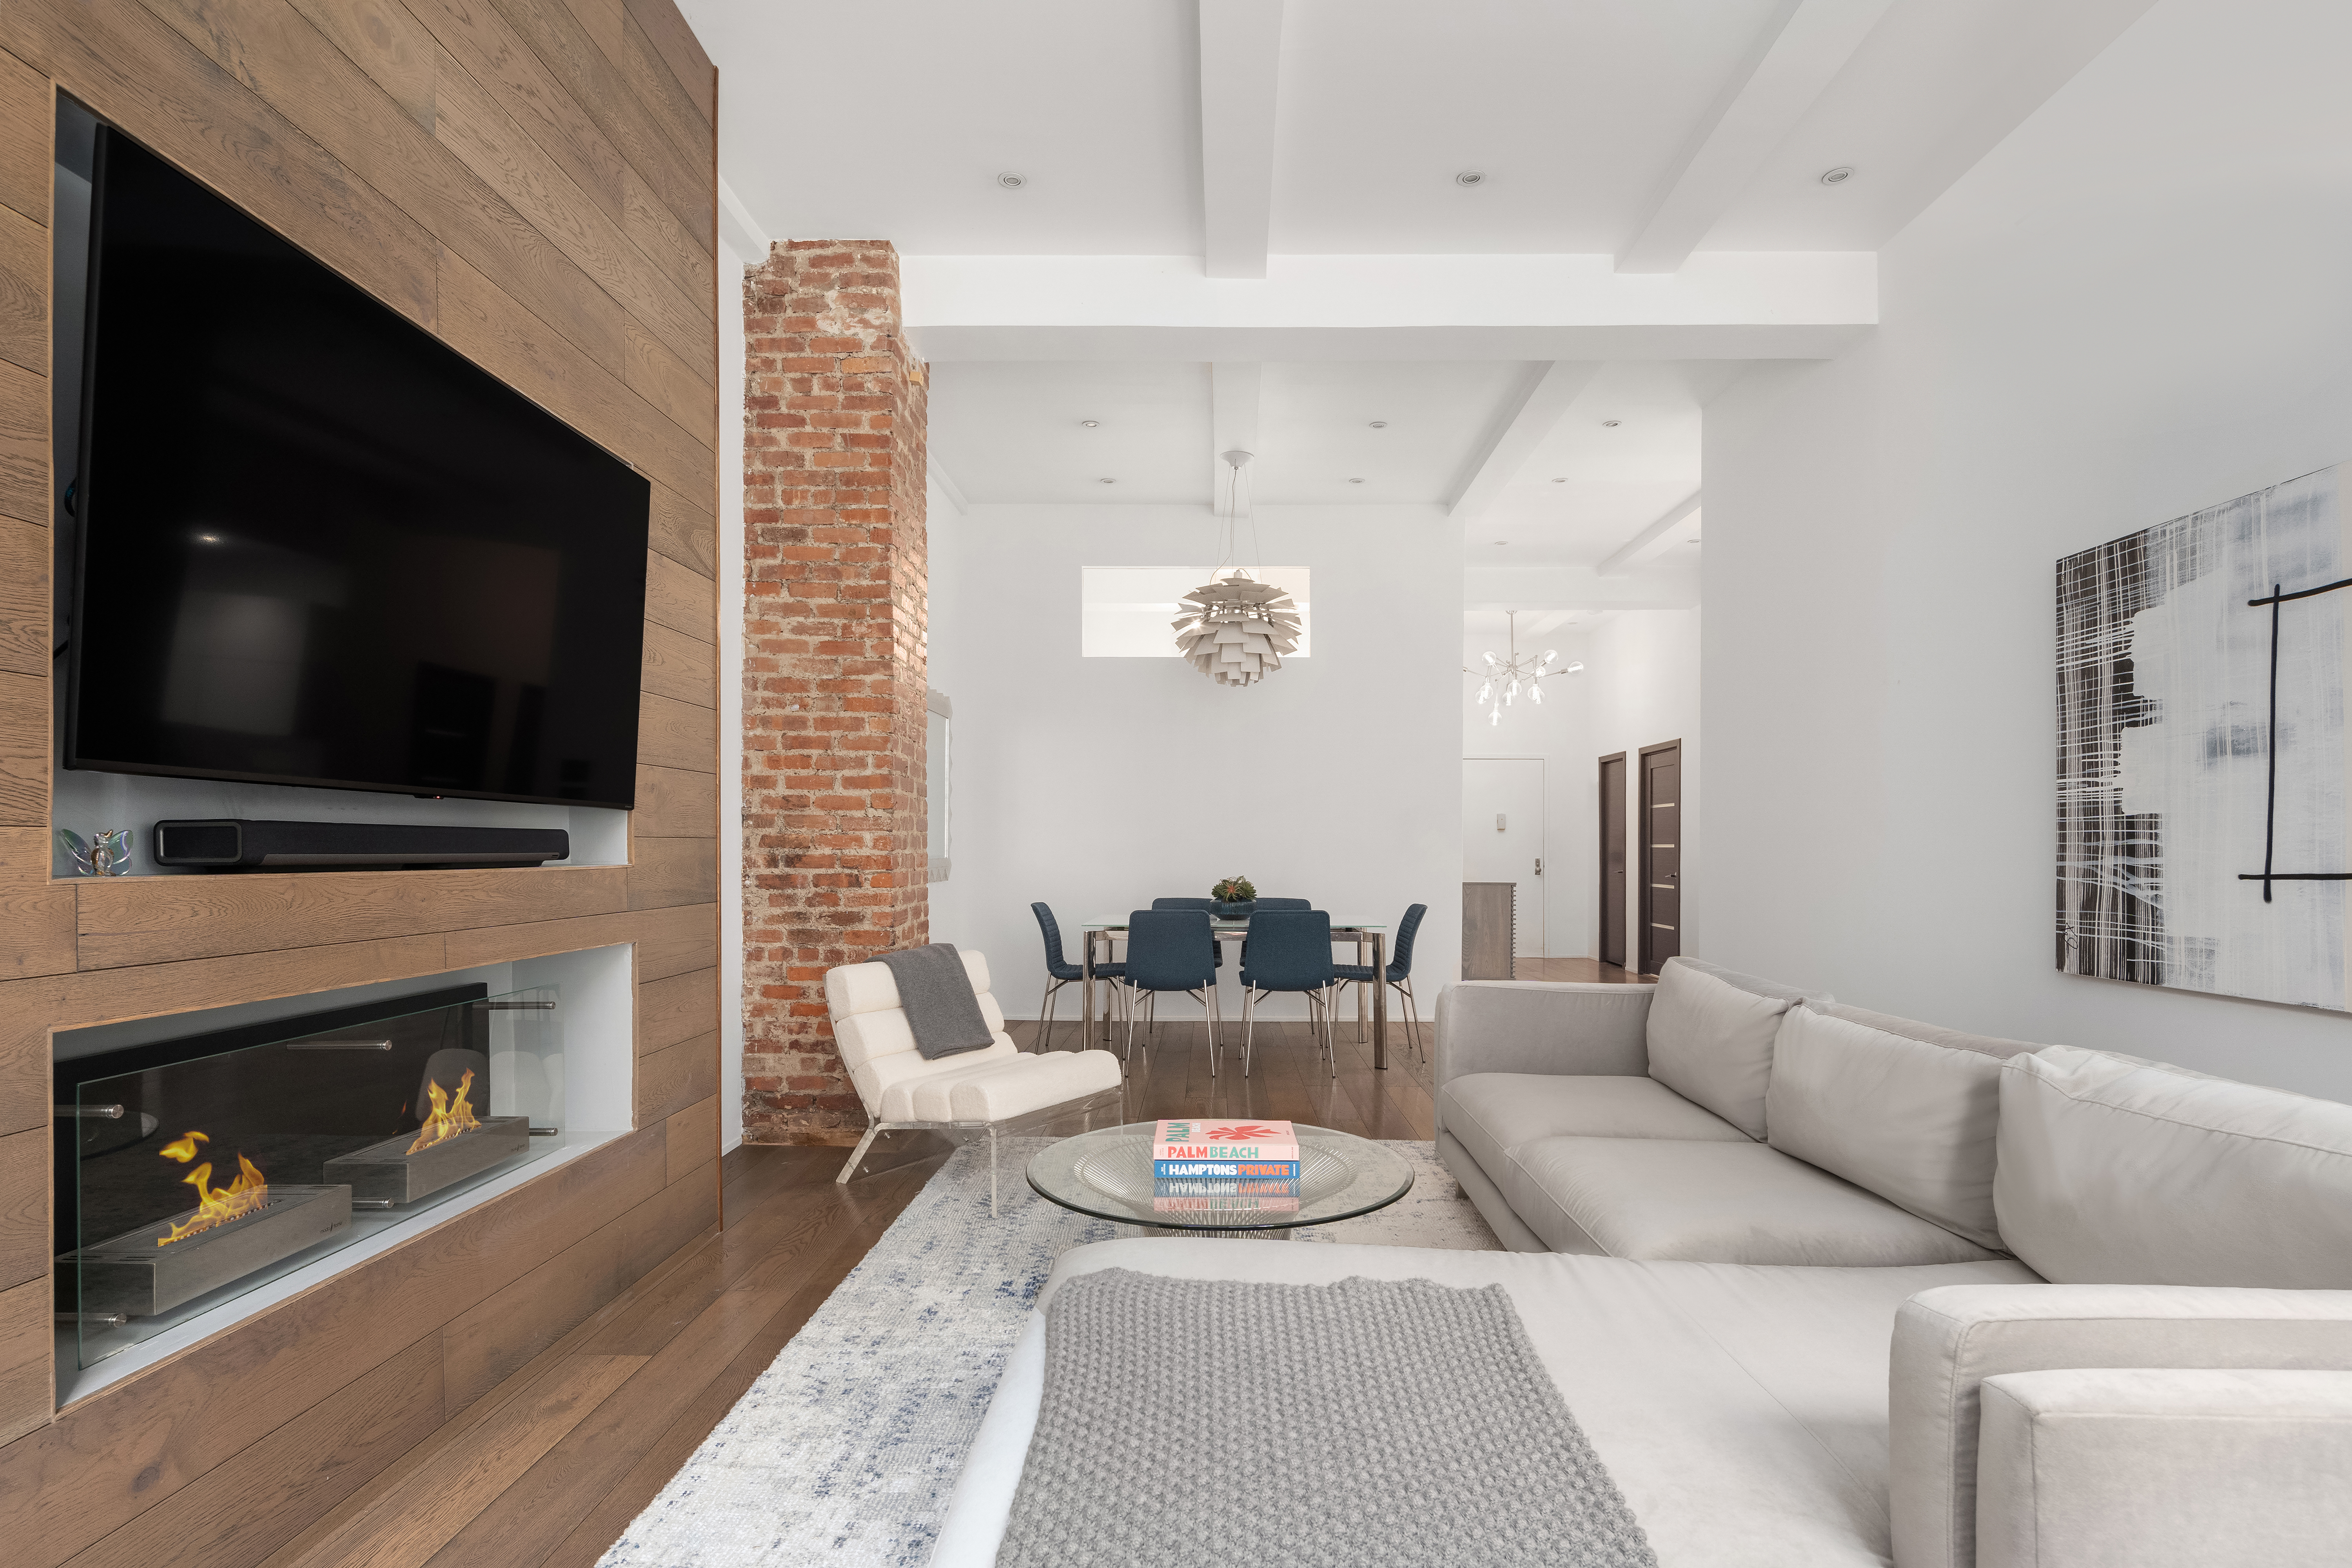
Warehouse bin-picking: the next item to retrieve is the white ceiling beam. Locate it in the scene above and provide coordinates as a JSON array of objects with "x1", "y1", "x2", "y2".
[
  {"x1": 1463, "y1": 561, "x2": 1700, "y2": 613},
  {"x1": 1210, "y1": 362, "x2": 1261, "y2": 512},
  {"x1": 902, "y1": 251, "x2": 1875, "y2": 363},
  {"x1": 1447, "y1": 361, "x2": 1601, "y2": 521},
  {"x1": 1597, "y1": 492, "x2": 1703, "y2": 577},
  {"x1": 1615, "y1": 0, "x2": 1895, "y2": 274},
  {"x1": 1198, "y1": 0, "x2": 1286, "y2": 279}
]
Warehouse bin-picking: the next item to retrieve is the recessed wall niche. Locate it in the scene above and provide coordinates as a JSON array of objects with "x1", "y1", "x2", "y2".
[{"x1": 50, "y1": 944, "x2": 635, "y2": 1406}]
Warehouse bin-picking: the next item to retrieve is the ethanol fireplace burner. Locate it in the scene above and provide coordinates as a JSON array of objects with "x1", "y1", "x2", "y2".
[{"x1": 54, "y1": 981, "x2": 563, "y2": 1367}]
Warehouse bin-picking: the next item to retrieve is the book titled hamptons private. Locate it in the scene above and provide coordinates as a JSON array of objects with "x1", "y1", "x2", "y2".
[{"x1": 1151, "y1": 1119, "x2": 1303, "y2": 1179}]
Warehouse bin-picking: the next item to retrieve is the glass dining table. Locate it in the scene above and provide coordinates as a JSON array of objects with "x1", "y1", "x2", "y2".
[{"x1": 1077, "y1": 917, "x2": 1395, "y2": 1069}]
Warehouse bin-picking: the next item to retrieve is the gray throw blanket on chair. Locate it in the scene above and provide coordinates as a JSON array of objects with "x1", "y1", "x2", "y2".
[
  {"x1": 877, "y1": 943, "x2": 994, "y2": 1060},
  {"x1": 996, "y1": 1269, "x2": 1659, "y2": 1568}
]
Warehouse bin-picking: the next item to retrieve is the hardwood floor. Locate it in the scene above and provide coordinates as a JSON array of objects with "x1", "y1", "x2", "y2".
[
  {"x1": 253, "y1": 1146, "x2": 939, "y2": 1568},
  {"x1": 259, "y1": 1018, "x2": 1412, "y2": 1565}
]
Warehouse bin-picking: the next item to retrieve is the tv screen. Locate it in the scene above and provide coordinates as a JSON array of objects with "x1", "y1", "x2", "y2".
[{"x1": 65, "y1": 127, "x2": 650, "y2": 809}]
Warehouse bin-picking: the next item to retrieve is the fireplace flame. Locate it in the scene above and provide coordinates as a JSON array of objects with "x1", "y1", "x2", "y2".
[
  {"x1": 407, "y1": 1068, "x2": 483, "y2": 1155},
  {"x1": 157, "y1": 1138, "x2": 270, "y2": 1246}
]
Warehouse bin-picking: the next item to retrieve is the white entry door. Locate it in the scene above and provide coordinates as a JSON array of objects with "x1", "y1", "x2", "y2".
[{"x1": 1463, "y1": 758, "x2": 1544, "y2": 955}]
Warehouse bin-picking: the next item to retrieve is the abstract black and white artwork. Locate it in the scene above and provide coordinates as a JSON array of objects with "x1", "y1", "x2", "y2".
[{"x1": 2057, "y1": 463, "x2": 2348, "y2": 1009}]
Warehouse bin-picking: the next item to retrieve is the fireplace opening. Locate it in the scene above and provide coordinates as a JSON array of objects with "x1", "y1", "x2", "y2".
[{"x1": 55, "y1": 980, "x2": 565, "y2": 1368}]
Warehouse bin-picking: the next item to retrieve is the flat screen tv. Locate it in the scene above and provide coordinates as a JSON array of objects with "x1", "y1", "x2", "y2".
[{"x1": 64, "y1": 125, "x2": 650, "y2": 809}]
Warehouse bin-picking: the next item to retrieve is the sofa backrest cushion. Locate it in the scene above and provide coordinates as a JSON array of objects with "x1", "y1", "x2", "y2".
[
  {"x1": 1643, "y1": 956, "x2": 1813, "y2": 1140},
  {"x1": 1994, "y1": 1046, "x2": 2352, "y2": 1287},
  {"x1": 1766, "y1": 1001, "x2": 2040, "y2": 1249}
]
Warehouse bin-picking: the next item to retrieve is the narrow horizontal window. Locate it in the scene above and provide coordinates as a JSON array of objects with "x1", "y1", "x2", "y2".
[{"x1": 1080, "y1": 566, "x2": 1311, "y2": 658}]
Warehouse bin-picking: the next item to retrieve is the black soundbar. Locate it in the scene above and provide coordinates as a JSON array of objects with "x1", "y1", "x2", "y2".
[{"x1": 153, "y1": 819, "x2": 570, "y2": 870}]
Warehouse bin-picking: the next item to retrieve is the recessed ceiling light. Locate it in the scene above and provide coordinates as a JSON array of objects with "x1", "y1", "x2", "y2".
[
  {"x1": 1348, "y1": 477, "x2": 1364, "y2": 484},
  {"x1": 196, "y1": 532, "x2": 221, "y2": 543},
  {"x1": 997, "y1": 171, "x2": 1027, "y2": 189},
  {"x1": 1550, "y1": 477, "x2": 1567, "y2": 484},
  {"x1": 1820, "y1": 165, "x2": 1854, "y2": 185},
  {"x1": 1493, "y1": 539, "x2": 1508, "y2": 545},
  {"x1": 1455, "y1": 171, "x2": 1485, "y2": 187},
  {"x1": 1098, "y1": 477, "x2": 1115, "y2": 485},
  {"x1": 1601, "y1": 419, "x2": 1622, "y2": 428},
  {"x1": 1080, "y1": 419, "x2": 1099, "y2": 428},
  {"x1": 1368, "y1": 420, "x2": 1388, "y2": 428}
]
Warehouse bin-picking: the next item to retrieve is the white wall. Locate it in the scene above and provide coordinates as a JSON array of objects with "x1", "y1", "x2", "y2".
[
  {"x1": 716, "y1": 237, "x2": 748, "y2": 1153},
  {"x1": 928, "y1": 504, "x2": 1461, "y2": 1022},
  {"x1": 1699, "y1": 0, "x2": 2352, "y2": 1100}
]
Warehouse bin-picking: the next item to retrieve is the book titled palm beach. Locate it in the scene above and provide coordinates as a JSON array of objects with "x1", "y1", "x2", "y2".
[{"x1": 1151, "y1": 1119, "x2": 1303, "y2": 1179}]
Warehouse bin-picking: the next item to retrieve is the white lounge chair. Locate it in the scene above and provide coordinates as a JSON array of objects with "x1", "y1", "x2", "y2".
[{"x1": 826, "y1": 949, "x2": 1123, "y2": 1214}]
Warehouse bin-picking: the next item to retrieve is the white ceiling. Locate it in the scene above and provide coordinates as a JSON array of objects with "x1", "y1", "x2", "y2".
[{"x1": 686, "y1": 0, "x2": 2158, "y2": 578}]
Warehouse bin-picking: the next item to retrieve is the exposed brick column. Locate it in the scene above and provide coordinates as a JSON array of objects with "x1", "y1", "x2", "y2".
[{"x1": 740, "y1": 241, "x2": 929, "y2": 1145}]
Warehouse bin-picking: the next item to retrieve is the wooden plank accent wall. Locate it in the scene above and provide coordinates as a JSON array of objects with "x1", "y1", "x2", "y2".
[{"x1": 0, "y1": 0, "x2": 722, "y2": 1558}]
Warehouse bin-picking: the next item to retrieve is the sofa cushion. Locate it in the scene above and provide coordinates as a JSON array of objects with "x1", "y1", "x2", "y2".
[
  {"x1": 1506, "y1": 1136, "x2": 2004, "y2": 1266},
  {"x1": 1644, "y1": 956, "x2": 1811, "y2": 1140},
  {"x1": 1766, "y1": 1002, "x2": 2038, "y2": 1250},
  {"x1": 1441, "y1": 1072, "x2": 1749, "y2": 1181},
  {"x1": 933, "y1": 1238, "x2": 2038, "y2": 1568},
  {"x1": 1974, "y1": 1368, "x2": 2352, "y2": 1568},
  {"x1": 1994, "y1": 1047, "x2": 2352, "y2": 1287},
  {"x1": 1887, "y1": 1282, "x2": 2352, "y2": 1568}
]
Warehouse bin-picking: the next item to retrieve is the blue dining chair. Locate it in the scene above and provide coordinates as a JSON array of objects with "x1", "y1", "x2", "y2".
[
  {"x1": 1152, "y1": 898, "x2": 1226, "y2": 967},
  {"x1": 1332, "y1": 902, "x2": 1429, "y2": 1062},
  {"x1": 1120, "y1": 909, "x2": 1222, "y2": 1076},
  {"x1": 1236, "y1": 909, "x2": 1339, "y2": 1078},
  {"x1": 1232, "y1": 897, "x2": 1306, "y2": 969},
  {"x1": 1031, "y1": 903, "x2": 1125, "y2": 1052}
]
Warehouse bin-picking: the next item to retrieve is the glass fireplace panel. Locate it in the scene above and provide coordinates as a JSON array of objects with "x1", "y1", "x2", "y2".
[{"x1": 63, "y1": 984, "x2": 565, "y2": 1368}]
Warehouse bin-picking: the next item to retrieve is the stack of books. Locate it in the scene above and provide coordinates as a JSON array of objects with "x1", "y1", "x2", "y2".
[{"x1": 1150, "y1": 1120, "x2": 1304, "y2": 1215}]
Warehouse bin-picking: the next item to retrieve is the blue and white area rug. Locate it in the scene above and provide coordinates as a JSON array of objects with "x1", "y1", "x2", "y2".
[{"x1": 598, "y1": 1137, "x2": 1498, "y2": 1567}]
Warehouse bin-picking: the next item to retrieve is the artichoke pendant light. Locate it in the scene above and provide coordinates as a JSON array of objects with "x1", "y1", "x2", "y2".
[{"x1": 1172, "y1": 450, "x2": 1303, "y2": 687}]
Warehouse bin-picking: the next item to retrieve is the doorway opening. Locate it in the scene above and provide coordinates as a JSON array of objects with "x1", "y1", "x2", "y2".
[
  {"x1": 1597, "y1": 751, "x2": 1626, "y2": 969},
  {"x1": 1639, "y1": 740, "x2": 1682, "y2": 974}
]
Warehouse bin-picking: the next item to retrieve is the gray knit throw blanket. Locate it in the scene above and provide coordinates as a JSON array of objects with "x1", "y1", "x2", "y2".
[{"x1": 995, "y1": 1269, "x2": 1659, "y2": 1568}]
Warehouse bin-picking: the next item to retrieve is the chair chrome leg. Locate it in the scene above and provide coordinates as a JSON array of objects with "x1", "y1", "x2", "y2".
[
  {"x1": 1038, "y1": 978, "x2": 1062, "y2": 1053},
  {"x1": 989, "y1": 1124, "x2": 1000, "y2": 1218},
  {"x1": 836, "y1": 1122, "x2": 884, "y2": 1185},
  {"x1": 1242, "y1": 985, "x2": 1256, "y2": 1077},
  {"x1": 1123, "y1": 986, "x2": 1139, "y2": 1077}
]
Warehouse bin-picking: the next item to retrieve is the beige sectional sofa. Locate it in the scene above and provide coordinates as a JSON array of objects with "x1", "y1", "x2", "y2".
[{"x1": 935, "y1": 957, "x2": 2352, "y2": 1568}]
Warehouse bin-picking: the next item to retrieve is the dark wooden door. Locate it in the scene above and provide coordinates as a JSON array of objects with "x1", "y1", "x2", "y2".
[
  {"x1": 1639, "y1": 741, "x2": 1682, "y2": 975},
  {"x1": 1597, "y1": 752, "x2": 1627, "y2": 968}
]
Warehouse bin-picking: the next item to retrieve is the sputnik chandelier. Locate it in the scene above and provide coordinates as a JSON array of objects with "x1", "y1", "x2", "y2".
[
  {"x1": 1467, "y1": 609, "x2": 1583, "y2": 725},
  {"x1": 1172, "y1": 450, "x2": 1302, "y2": 687}
]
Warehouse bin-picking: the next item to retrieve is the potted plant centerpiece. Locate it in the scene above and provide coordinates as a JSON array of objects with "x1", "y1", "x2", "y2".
[{"x1": 1210, "y1": 876, "x2": 1256, "y2": 919}]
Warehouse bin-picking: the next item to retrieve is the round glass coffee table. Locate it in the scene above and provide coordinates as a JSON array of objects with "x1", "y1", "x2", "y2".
[{"x1": 1026, "y1": 1122, "x2": 1414, "y2": 1236}]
